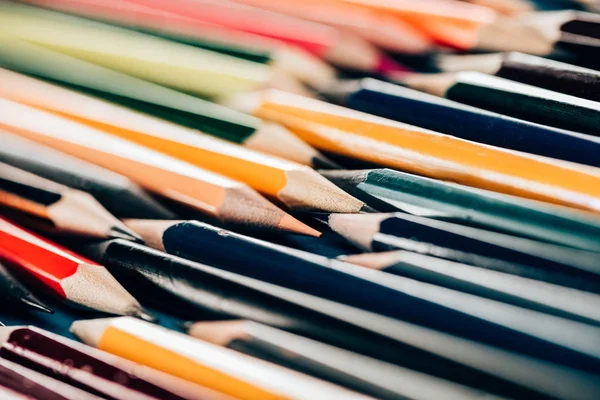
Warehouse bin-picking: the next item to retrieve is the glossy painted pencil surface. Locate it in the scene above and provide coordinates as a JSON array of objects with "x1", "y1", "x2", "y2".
[
  {"x1": 120, "y1": 221, "x2": 600, "y2": 374},
  {"x1": 0, "y1": 99, "x2": 316, "y2": 235},
  {"x1": 0, "y1": 217, "x2": 149, "y2": 318},
  {"x1": 0, "y1": 260, "x2": 52, "y2": 314},
  {"x1": 187, "y1": 320, "x2": 484, "y2": 400},
  {"x1": 0, "y1": 99, "x2": 363, "y2": 213},
  {"x1": 120, "y1": 0, "x2": 409, "y2": 76},
  {"x1": 0, "y1": 132, "x2": 174, "y2": 219},
  {"x1": 403, "y1": 71, "x2": 600, "y2": 137},
  {"x1": 321, "y1": 169, "x2": 600, "y2": 253},
  {"x1": 73, "y1": 238, "x2": 596, "y2": 399},
  {"x1": 70, "y1": 317, "x2": 370, "y2": 399},
  {"x1": 0, "y1": 325, "x2": 213, "y2": 400},
  {"x1": 322, "y1": 212, "x2": 600, "y2": 279},
  {"x1": 19, "y1": 0, "x2": 337, "y2": 89},
  {"x1": 324, "y1": 78, "x2": 600, "y2": 168},
  {"x1": 0, "y1": 163, "x2": 141, "y2": 241},
  {"x1": 436, "y1": 52, "x2": 600, "y2": 102},
  {"x1": 341, "y1": 251, "x2": 600, "y2": 326},
  {"x1": 0, "y1": 357, "x2": 103, "y2": 400},
  {"x1": 0, "y1": 68, "x2": 332, "y2": 170},
  {"x1": 0, "y1": 2, "x2": 276, "y2": 99},
  {"x1": 228, "y1": 89, "x2": 600, "y2": 213}
]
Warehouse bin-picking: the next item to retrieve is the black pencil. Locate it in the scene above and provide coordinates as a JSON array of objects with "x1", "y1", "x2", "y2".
[
  {"x1": 119, "y1": 221, "x2": 600, "y2": 374},
  {"x1": 318, "y1": 212, "x2": 600, "y2": 280},
  {"x1": 340, "y1": 251, "x2": 600, "y2": 326},
  {"x1": 0, "y1": 132, "x2": 174, "y2": 219},
  {"x1": 75, "y1": 238, "x2": 600, "y2": 399},
  {"x1": 0, "y1": 260, "x2": 52, "y2": 314},
  {"x1": 0, "y1": 162, "x2": 142, "y2": 241},
  {"x1": 435, "y1": 52, "x2": 600, "y2": 102},
  {"x1": 402, "y1": 71, "x2": 600, "y2": 136},
  {"x1": 524, "y1": 10, "x2": 600, "y2": 40},
  {"x1": 320, "y1": 169, "x2": 600, "y2": 254},
  {"x1": 186, "y1": 319, "x2": 483, "y2": 400},
  {"x1": 322, "y1": 78, "x2": 600, "y2": 168}
]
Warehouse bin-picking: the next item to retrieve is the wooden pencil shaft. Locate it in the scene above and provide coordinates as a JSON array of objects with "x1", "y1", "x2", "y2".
[
  {"x1": 323, "y1": 169, "x2": 600, "y2": 253},
  {"x1": 332, "y1": 78, "x2": 600, "y2": 168},
  {"x1": 75, "y1": 239, "x2": 563, "y2": 399},
  {"x1": 368, "y1": 214, "x2": 600, "y2": 279},
  {"x1": 0, "y1": 2, "x2": 271, "y2": 98},
  {"x1": 0, "y1": 327, "x2": 186, "y2": 400},
  {"x1": 444, "y1": 73, "x2": 600, "y2": 136},
  {"x1": 0, "y1": 133, "x2": 174, "y2": 219},
  {"x1": 131, "y1": 222, "x2": 600, "y2": 374}
]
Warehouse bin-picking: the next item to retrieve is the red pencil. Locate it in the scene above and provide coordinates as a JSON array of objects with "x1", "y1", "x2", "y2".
[
  {"x1": 0, "y1": 217, "x2": 151, "y2": 319},
  {"x1": 123, "y1": 0, "x2": 410, "y2": 76}
]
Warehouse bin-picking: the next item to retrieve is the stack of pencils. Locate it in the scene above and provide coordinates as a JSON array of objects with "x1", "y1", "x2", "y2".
[{"x1": 0, "y1": 0, "x2": 599, "y2": 398}]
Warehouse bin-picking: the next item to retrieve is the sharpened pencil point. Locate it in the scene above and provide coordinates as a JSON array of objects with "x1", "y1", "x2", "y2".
[
  {"x1": 133, "y1": 308, "x2": 157, "y2": 323},
  {"x1": 20, "y1": 297, "x2": 54, "y2": 314},
  {"x1": 108, "y1": 226, "x2": 144, "y2": 243},
  {"x1": 278, "y1": 214, "x2": 322, "y2": 237},
  {"x1": 376, "y1": 54, "x2": 411, "y2": 79},
  {"x1": 311, "y1": 155, "x2": 342, "y2": 170}
]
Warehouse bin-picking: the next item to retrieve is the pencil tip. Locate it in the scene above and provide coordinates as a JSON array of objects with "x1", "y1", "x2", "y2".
[
  {"x1": 133, "y1": 308, "x2": 157, "y2": 323},
  {"x1": 311, "y1": 155, "x2": 342, "y2": 170},
  {"x1": 21, "y1": 298, "x2": 54, "y2": 314},
  {"x1": 278, "y1": 214, "x2": 322, "y2": 237},
  {"x1": 178, "y1": 320, "x2": 194, "y2": 332},
  {"x1": 108, "y1": 226, "x2": 144, "y2": 243},
  {"x1": 376, "y1": 54, "x2": 412, "y2": 79}
]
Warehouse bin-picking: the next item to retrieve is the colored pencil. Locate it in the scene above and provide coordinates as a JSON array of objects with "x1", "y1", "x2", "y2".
[
  {"x1": 0, "y1": 99, "x2": 317, "y2": 235},
  {"x1": 70, "y1": 317, "x2": 370, "y2": 399},
  {"x1": 0, "y1": 325, "x2": 230, "y2": 400},
  {"x1": 227, "y1": 89, "x2": 600, "y2": 213},
  {"x1": 319, "y1": 212, "x2": 600, "y2": 279},
  {"x1": 0, "y1": 260, "x2": 52, "y2": 314},
  {"x1": 320, "y1": 169, "x2": 600, "y2": 254},
  {"x1": 0, "y1": 132, "x2": 174, "y2": 219},
  {"x1": 518, "y1": 10, "x2": 600, "y2": 40},
  {"x1": 402, "y1": 71, "x2": 600, "y2": 136},
  {"x1": 0, "y1": 387, "x2": 28, "y2": 400},
  {"x1": 0, "y1": 99, "x2": 363, "y2": 213},
  {"x1": 341, "y1": 251, "x2": 600, "y2": 326},
  {"x1": 119, "y1": 0, "x2": 410, "y2": 76},
  {"x1": 186, "y1": 319, "x2": 489, "y2": 400},
  {"x1": 0, "y1": 357, "x2": 103, "y2": 400},
  {"x1": 435, "y1": 52, "x2": 600, "y2": 102},
  {"x1": 216, "y1": 0, "x2": 433, "y2": 53},
  {"x1": 86, "y1": 231, "x2": 600, "y2": 375},
  {"x1": 0, "y1": 217, "x2": 151, "y2": 319},
  {"x1": 0, "y1": 68, "x2": 335, "y2": 170},
  {"x1": 19, "y1": 0, "x2": 336, "y2": 90},
  {"x1": 0, "y1": 2, "x2": 299, "y2": 99},
  {"x1": 462, "y1": 0, "x2": 534, "y2": 15},
  {"x1": 0, "y1": 163, "x2": 142, "y2": 241},
  {"x1": 323, "y1": 78, "x2": 600, "y2": 168},
  {"x1": 74, "y1": 238, "x2": 600, "y2": 399}
]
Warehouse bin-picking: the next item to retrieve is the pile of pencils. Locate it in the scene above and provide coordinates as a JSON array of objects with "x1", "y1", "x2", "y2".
[{"x1": 0, "y1": 0, "x2": 599, "y2": 398}]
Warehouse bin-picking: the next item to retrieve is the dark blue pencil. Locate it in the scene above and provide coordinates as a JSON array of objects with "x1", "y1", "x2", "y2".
[{"x1": 322, "y1": 78, "x2": 600, "y2": 168}]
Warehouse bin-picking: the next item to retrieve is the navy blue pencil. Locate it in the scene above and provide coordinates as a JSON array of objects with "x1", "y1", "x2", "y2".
[{"x1": 322, "y1": 78, "x2": 600, "y2": 168}]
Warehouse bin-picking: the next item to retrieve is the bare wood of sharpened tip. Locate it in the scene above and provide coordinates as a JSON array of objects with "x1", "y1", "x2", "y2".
[
  {"x1": 0, "y1": 217, "x2": 153, "y2": 320},
  {"x1": 0, "y1": 67, "x2": 333, "y2": 169},
  {"x1": 341, "y1": 251, "x2": 600, "y2": 326},
  {"x1": 0, "y1": 99, "x2": 317, "y2": 236},
  {"x1": 0, "y1": 162, "x2": 142, "y2": 241},
  {"x1": 0, "y1": 131, "x2": 175, "y2": 219}
]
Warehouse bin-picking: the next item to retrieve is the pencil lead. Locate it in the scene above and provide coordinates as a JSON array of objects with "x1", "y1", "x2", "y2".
[
  {"x1": 107, "y1": 226, "x2": 144, "y2": 243},
  {"x1": 311, "y1": 155, "x2": 343, "y2": 170},
  {"x1": 132, "y1": 308, "x2": 157, "y2": 323},
  {"x1": 20, "y1": 297, "x2": 54, "y2": 314},
  {"x1": 278, "y1": 214, "x2": 322, "y2": 238},
  {"x1": 178, "y1": 320, "x2": 194, "y2": 331},
  {"x1": 360, "y1": 204, "x2": 379, "y2": 213},
  {"x1": 376, "y1": 54, "x2": 412, "y2": 80}
]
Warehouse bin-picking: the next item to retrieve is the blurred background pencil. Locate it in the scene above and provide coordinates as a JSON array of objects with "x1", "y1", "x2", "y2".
[
  {"x1": 0, "y1": 132, "x2": 175, "y2": 219},
  {"x1": 0, "y1": 163, "x2": 142, "y2": 241},
  {"x1": 0, "y1": 260, "x2": 52, "y2": 314},
  {"x1": 0, "y1": 217, "x2": 151, "y2": 319}
]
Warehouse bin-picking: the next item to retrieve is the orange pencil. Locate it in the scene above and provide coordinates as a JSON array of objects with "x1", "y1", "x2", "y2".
[
  {"x1": 227, "y1": 89, "x2": 600, "y2": 213},
  {"x1": 0, "y1": 102, "x2": 318, "y2": 236},
  {"x1": 70, "y1": 317, "x2": 371, "y2": 399}
]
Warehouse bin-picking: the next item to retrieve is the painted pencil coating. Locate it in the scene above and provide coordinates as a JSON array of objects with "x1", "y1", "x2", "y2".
[
  {"x1": 0, "y1": 326, "x2": 202, "y2": 400},
  {"x1": 325, "y1": 78, "x2": 600, "y2": 168},
  {"x1": 0, "y1": 2, "x2": 272, "y2": 98},
  {"x1": 228, "y1": 89, "x2": 600, "y2": 213},
  {"x1": 70, "y1": 317, "x2": 370, "y2": 400}
]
